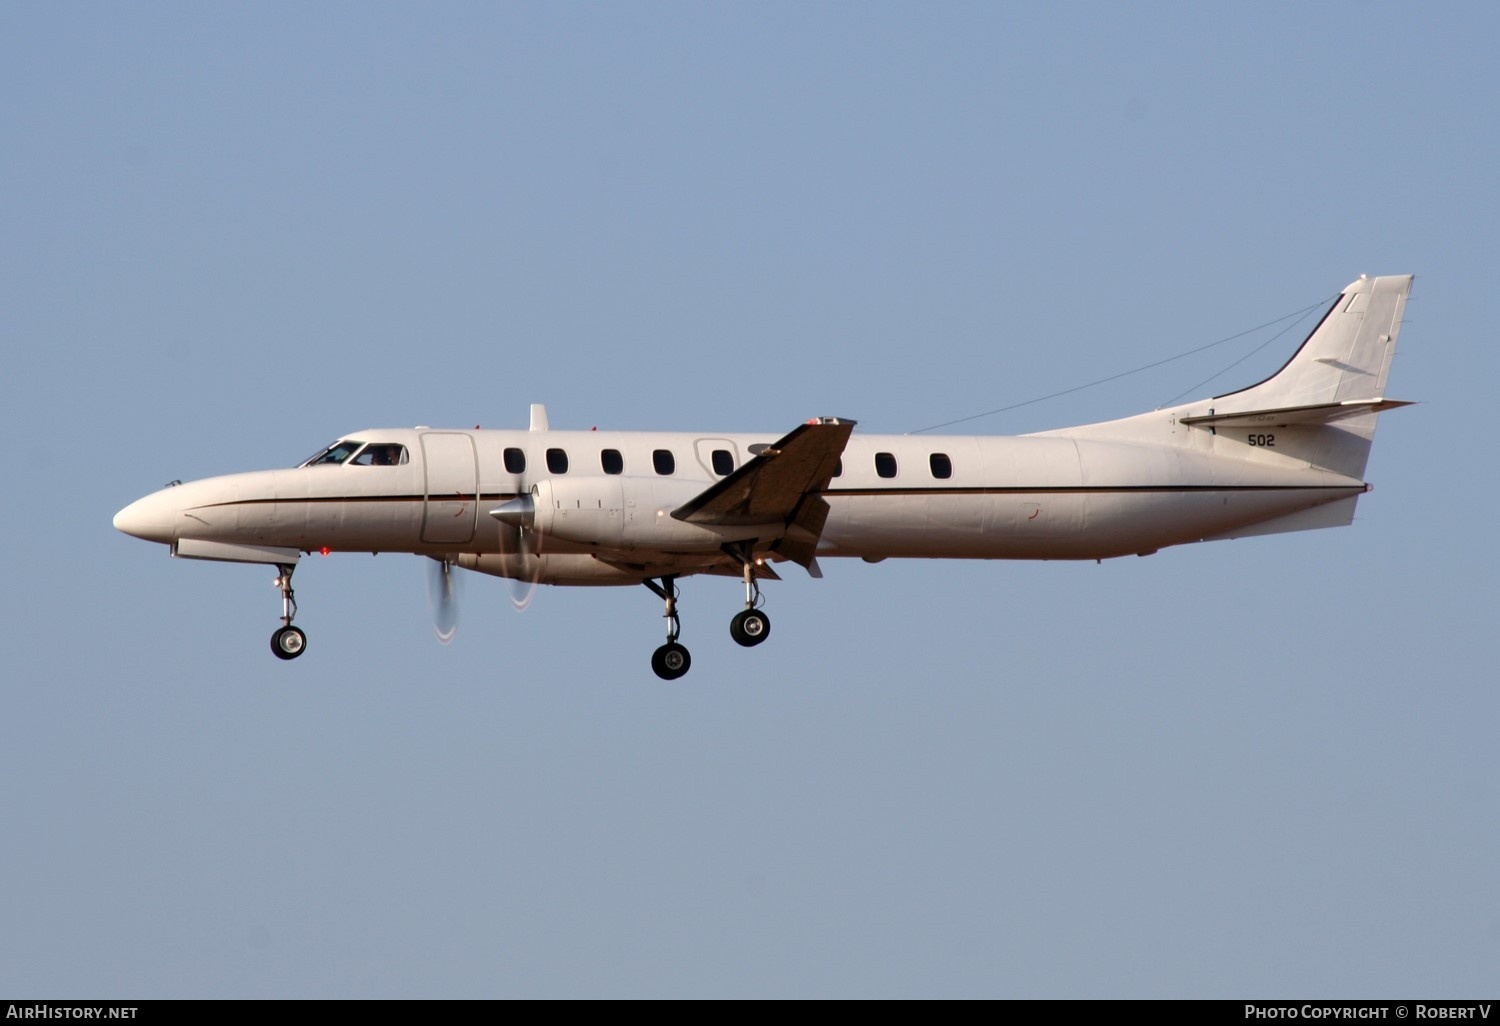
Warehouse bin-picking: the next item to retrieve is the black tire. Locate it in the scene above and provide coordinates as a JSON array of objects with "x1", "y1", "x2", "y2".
[
  {"x1": 271, "y1": 626, "x2": 307, "y2": 660},
  {"x1": 729, "y1": 609, "x2": 771, "y2": 647},
  {"x1": 651, "y1": 642, "x2": 691, "y2": 680}
]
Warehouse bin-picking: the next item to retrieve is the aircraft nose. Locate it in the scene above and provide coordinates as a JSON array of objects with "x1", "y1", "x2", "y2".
[{"x1": 113, "y1": 491, "x2": 179, "y2": 544}]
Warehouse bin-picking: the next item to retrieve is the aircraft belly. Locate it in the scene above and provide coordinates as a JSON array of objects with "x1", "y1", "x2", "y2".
[
  {"x1": 823, "y1": 482, "x2": 1360, "y2": 560},
  {"x1": 1068, "y1": 443, "x2": 1364, "y2": 555},
  {"x1": 827, "y1": 492, "x2": 1091, "y2": 559},
  {"x1": 1173, "y1": 488, "x2": 1358, "y2": 546}
]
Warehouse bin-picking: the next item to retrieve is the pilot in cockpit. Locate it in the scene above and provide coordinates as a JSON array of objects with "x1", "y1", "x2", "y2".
[{"x1": 355, "y1": 443, "x2": 405, "y2": 467}]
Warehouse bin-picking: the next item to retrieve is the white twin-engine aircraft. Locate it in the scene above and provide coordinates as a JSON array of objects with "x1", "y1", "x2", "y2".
[{"x1": 115, "y1": 274, "x2": 1413, "y2": 679}]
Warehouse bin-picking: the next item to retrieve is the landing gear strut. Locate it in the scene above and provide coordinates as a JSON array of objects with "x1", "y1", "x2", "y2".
[
  {"x1": 643, "y1": 576, "x2": 690, "y2": 680},
  {"x1": 641, "y1": 556, "x2": 774, "y2": 678},
  {"x1": 270, "y1": 563, "x2": 307, "y2": 660},
  {"x1": 729, "y1": 547, "x2": 771, "y2": 648}
]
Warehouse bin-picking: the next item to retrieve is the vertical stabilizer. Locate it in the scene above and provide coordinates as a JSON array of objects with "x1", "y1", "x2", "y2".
[
  {"x1": 1213, "y1": 274, "x2": 1412, "y2": 412},
  {"x1": 1179, "y1": 274, "x2": 1415, "y2": 480}
]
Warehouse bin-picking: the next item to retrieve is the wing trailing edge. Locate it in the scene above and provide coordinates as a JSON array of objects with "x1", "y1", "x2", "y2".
[{"x1": 672, "y1": 417, "x2": 855, "y2": 569}]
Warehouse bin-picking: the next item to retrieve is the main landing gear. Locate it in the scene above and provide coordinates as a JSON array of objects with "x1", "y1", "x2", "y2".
[
  {"x1": 269, "y1": 563, "x2": 307, "y2": 660},
  {"x1": 643, "y1": 576, "x2": 690, "y2": 680},
  {"x1": 729, "y1": 554, "x2": 770, "y2": 648},
  {"x1": 641, "y1": 554, "x2": 773, "y2": 680}
]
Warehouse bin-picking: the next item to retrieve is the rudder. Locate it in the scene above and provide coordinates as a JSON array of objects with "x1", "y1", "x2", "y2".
[{"x1": 1213, "y1": 274, "x2": 1412, "y2": 412}]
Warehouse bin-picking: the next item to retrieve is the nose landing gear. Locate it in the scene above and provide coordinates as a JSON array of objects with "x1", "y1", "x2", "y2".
[{"x1": 269, "y1": 563, "x2": 307, "y2": 660}]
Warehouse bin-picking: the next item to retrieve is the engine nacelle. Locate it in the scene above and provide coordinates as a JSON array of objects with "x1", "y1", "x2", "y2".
[
  {"x1": 526, "y1": 476, "x2": 776, "y2": 552},
  {"x1": 456, "y1": 551, "x2": 641, "y2": 586}
]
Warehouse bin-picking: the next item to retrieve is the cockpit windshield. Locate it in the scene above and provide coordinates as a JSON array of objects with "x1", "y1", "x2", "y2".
[
  {"x1": 298, "y1": 440, "x2": 409, "y2": 468},
  {"x1": 300, "y1": 440, "x2": 365, "y2": 467}
]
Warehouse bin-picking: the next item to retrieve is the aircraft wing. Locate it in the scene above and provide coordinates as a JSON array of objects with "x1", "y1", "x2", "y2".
[{"x1": 671, "y1": 417, "x2": 855, "y2": 569}]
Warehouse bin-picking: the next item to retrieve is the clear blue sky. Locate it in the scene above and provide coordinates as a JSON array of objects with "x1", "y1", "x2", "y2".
[{"x1": 3, "y1": 1, "x2": 1494, "y2": 998}]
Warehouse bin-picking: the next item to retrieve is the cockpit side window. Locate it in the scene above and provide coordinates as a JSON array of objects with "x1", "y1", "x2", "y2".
[
  {"x1": 350, "y1": 444, "x2": 408, "y2": 467},
  {"x1": 301, "y1": 440, "x2": 365, "y2": 467}
]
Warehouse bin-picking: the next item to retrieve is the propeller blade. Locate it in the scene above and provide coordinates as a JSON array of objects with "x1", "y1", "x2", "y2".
[
  {"x1": 426, "y1": 556, "x2": 459, "y2": 643},
  {"x1": 506, "y1": 523, "x2": 541, "y2": 612}
]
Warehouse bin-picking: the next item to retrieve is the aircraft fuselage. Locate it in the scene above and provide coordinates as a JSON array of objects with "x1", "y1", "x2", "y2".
[{"x1": 114, "y1": 421, "x2": 1365, "y2": 584}]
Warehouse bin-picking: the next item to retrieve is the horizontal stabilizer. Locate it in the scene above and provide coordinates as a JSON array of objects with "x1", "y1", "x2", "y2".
[{"x1": 1179, "y1": 398, "x2": 1414, "y2": 430}]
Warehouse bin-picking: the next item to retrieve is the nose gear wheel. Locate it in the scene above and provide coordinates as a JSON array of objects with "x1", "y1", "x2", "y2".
[{"x1": 269, "y1": 563, "x2": 307, "y2": 660}]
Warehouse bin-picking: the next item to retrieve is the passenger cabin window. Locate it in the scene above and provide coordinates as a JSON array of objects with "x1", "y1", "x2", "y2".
[
  {"x1": 504, "y1": 447, "x2": 526, "y2": 474},
  {"x1": 546, "y1": 448, "x2": 569, "y2": 474},
  {"x1": 711, "y1": 449, "x2": 734, "y2": 476},
  {"x1": 302, "y1": 440, "x2": 364, "y2": 467},
  {"x1": 351, "y1": 443, "x2": 407, "y2": 467},
  {"x1": 875, "y1": 452, "x2": 898, "y2": 478},
  {"x1": 929, "y1": 453, "x2": 953, "y2": 479},
  {"x1": 601, "y1": 449, "x2": 624, "y2": 475},
  {"x1": 653, "y1": 449, "x2": 675, "y2": 475}
]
